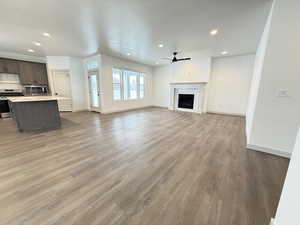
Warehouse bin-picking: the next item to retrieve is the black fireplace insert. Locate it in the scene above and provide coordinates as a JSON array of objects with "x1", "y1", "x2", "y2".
[{"x1": 178, "y1": 94, "x2": 194, "y2": 109}]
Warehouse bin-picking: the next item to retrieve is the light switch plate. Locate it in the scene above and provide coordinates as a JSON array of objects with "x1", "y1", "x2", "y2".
[{"x1": 277, "y1": 89, "x2": 289, "y2": 97}]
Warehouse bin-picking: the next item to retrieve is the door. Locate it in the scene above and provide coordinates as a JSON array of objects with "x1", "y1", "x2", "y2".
[
  {"x1": 53, "y1": 70, "x2": 71, "y2": 97},
  {"x1": 88, "y1": 73, "x2": 101, "y2": 112},
  {"x1": 52, "y1": 70, "x2": 72, "y2": 111}
]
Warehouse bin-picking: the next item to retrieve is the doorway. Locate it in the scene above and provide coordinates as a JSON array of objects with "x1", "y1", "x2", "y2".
[
  {"x1": 88, "y1": 73, "x2": 101, "y2": 112},
  {"x1": 51, "y1": 70, "x2": 72, "y2": 111}
]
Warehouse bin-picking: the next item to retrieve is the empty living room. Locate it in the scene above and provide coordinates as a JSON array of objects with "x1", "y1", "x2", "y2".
[{"x1": 0, "y1": 0, "x2": 299, "y2": 225}]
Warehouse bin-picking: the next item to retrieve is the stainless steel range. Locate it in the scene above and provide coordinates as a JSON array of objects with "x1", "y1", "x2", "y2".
[{"x1": 0, "y1": 89, "x2": 24, "y2": 118}]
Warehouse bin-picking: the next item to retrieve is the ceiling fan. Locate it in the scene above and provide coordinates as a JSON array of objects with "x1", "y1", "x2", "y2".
[{"x1": 162, "y1": 52, "x2": 192, "y2": 63}]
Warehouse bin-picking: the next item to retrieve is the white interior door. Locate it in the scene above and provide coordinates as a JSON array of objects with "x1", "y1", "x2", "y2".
[
  {"x1": 52, "y1": 70, "x2": 72, "y2": 112},
  {"x1": 88, "y1": 73, "x2": 101, "y2": 112},
  {"x1": 53, "y1": 70, "x2": 71, "y2": 97}
]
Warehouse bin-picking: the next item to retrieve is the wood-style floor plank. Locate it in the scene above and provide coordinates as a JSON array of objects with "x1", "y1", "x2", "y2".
[{"x1": 0, "y1": 107, "x2": 289, "y2": 225}]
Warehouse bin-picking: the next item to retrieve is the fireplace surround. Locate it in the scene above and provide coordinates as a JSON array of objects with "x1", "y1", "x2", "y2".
[{"x1": 169, "y1": 82, "x2": 207, "y2": 113}]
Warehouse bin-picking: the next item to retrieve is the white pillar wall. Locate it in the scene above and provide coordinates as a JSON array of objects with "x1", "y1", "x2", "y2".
[
  {"x1": 246, "y1": 0, "x2": 300, "y2": 157},
  {"x1": 274, "y1": 127, "x2": 300, "y2": 225}
]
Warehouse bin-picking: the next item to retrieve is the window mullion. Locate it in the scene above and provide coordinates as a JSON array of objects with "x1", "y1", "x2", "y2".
[
  {"x1": 137, "y1": 74, "x2": 140, "y2": 99},
  {"x1": 127, "y1": 74, "x2": 130, "y2": 99},
  {"x1": 121, "y1": 70, "x2": 124, "y2": 100}
]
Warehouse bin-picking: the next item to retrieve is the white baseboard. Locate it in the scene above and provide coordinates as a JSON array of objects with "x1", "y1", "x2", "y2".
[
  {"x1": 247, "y1": 144, "x2": 291, "y2": 158},
  {"x1": 101, "y1": 105, "x2": 153, "y2": 114},
  {"x1": 152, "y1": 105, "x2": 168, "y2": 109},
  {"x1": 207, "y1": 110, "x2": 245, "y2": 117},
  {"x1": 72, "y1": 109, "x2": 89, "y2": 113}
]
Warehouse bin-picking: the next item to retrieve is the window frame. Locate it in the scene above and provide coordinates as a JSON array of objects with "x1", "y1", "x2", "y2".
[
  {"x1": 112, "y1": 68, "x2": 123, "y2": 101},
  {"x1": 112, "y1": 68, "x2": 146, "y2": 101},
  {"x1": 139, "y1": 73, "x2": 145, "y2": 99}
]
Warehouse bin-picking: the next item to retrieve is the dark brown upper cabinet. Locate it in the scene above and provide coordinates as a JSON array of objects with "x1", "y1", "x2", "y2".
[
  {"x1": 19, "y1": 61, "x2": 35, "y2": 85},
  {"x1": 32, "y1": 63, "x2": 48, "y2": 86},
  {"x1": 0, "y1": 58, "x2": 48, "y2": 86},
  {"x1": 0, "y1": 58, "x2": 20, "y2": 74},
  {"x1": 19, "y1": 61, "x2": 48, "y2": 86}
]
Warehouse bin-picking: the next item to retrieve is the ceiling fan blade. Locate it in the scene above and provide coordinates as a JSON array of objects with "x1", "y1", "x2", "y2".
[{"x1": 176, "y1": 58, "x2": 191, "y2": 61}]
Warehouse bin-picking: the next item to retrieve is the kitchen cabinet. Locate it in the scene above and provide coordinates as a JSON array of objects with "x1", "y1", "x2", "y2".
[
  {"x1": 0, "y1": 58, "x2": 48, "y2": 86},
  {"x1": 0, "y1": 58, "x2": 20, "y2": 74},
  {"x1": 33, "y1": 63, "x2": 48, "y2": 86},
  {"x1": 19, "y1": 61, "x2": 34, "y2": 85},
  {"x1": 19, "y1": 61, "x2": 48, "y2": 86}
]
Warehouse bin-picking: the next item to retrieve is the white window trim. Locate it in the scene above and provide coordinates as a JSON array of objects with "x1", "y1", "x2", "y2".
[
  {"x1": 112, "y1": 69, "x2": 123, "y2": 101},
  {"x1": 112, "y1": 68, "x2": 146, "y2": 101}
]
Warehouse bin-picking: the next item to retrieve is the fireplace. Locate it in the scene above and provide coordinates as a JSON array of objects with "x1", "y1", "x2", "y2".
[
  {"x1": 169, "y1": 82, "x2": 207, "y2": 113},
  {"x1": 178, "y1": 94, "x2": 194, "y2": 109}
]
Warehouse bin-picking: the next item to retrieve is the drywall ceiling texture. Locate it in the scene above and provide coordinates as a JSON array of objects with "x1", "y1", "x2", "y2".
[
  {"x1": 246, "y1": 0, "x2": 300, "y2": 157},
  {"x1": 0, "y1": 0, "x2": 271, "y2": 65},
  {"x1": 207, "y1": 54, "x2": 255, "y2": 116}
]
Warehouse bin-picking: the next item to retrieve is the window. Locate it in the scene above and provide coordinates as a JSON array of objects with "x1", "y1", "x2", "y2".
[
  {"x1": 124, "y1": 70, "x2": 138, "y2": 100},
  {"x1": 112, "y1": 68, "x2": 145, "y2": 100},
  {"x1": 139, "y1": 74, "x2": 145, "y2": 98},
  {"x1": 112, "y1": 69, "x2": 122, "y2": 100}
]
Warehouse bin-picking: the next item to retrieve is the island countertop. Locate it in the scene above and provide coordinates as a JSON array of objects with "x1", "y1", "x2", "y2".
[{"x1": 7, "y1": 96, "x2": 70, "y2": 103}]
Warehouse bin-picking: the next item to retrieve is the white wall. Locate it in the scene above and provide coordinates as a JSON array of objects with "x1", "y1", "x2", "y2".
[
  {"x1": 170, "y1": 51, "x2": 212, "y2": 83},
  {"x1": 274, "y1": 127, "x2": 300, "y2": 225},
  {"x1": 152, "y1": 66, "x2": 172, "y2": 107},
  {"x1": 208, "y1": 54, "x2": 255, "y2": 116},
  {"x1": 100, "y1": 54, "x2": 153, "y2": 114},
  {"x1": 46, "y1": 56, "x2": 88, "y2": 112},
  {"x1": 246, "y1": 0, "x2": 300, "y2": 157},
  {"x1": 246, "y1": 3, "x2": 274, "y2": 142},
  {"x1": 46, "y1": 56, "x2": 71, "y2": 70},
  {"x1": 70, "y1": 57, "x2": 88, "y2": 111},
  {"x1": 152, "y1": 50, "x2": 212, "y2": 108}
]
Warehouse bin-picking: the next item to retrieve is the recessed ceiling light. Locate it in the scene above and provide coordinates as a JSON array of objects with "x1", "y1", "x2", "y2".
[
  {"x1": 127, "y1": 53, "x2": 131, "y2": 56},
  {"x1": 210, "y1": 29, "x2": 218, "y2": 36},
  {"x1": 155, "y1": 62, "x2": 159, "y2": 65},
  {"x1": 34, "y1": 42, "x2": 42, "y2": 46},
  {"x1": 221, "y1": 51, "x2": 228, "y2": 55},
  {"x1": 43, "y1": 32, "x2": 51, "y2": 37},
  {"x1": 158, "y1": 44, "x2": 164, "y2": 48},
  {"x1": 28, "y1": 49, "x2": 35, "y2": 53}
]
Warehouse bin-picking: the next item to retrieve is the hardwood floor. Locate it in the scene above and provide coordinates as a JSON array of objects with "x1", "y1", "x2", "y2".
[{"x1": 0, "y1": 107, "x2": 289, "y2": 225}]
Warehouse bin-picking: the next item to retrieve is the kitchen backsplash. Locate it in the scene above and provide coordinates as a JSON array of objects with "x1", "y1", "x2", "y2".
[{"x1": 0, "y1": 73, "x2": 22, "y2": 90}]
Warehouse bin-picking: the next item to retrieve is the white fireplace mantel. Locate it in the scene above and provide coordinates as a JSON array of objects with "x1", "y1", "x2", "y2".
[{"x1": 169, "y1": 82, "x2": 207, "y2": 113}]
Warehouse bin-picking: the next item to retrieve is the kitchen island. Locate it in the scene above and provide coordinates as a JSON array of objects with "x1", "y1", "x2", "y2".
[{"x1": 7, "y1": 96, "x2": 68, "y2": 132}]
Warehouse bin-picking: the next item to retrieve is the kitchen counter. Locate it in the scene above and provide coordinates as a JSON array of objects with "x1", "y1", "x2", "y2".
[
  {"x1": 7, "y1": 96, "x2": 70, "y2": 103},
  {"x1": 8, "y1": 96, "x2": 64, "y2": 132}
]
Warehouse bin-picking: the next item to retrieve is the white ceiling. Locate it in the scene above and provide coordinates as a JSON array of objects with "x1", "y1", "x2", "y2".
[{"x1": 0, "y1": 0, "x2": 271, "y2": 66}]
